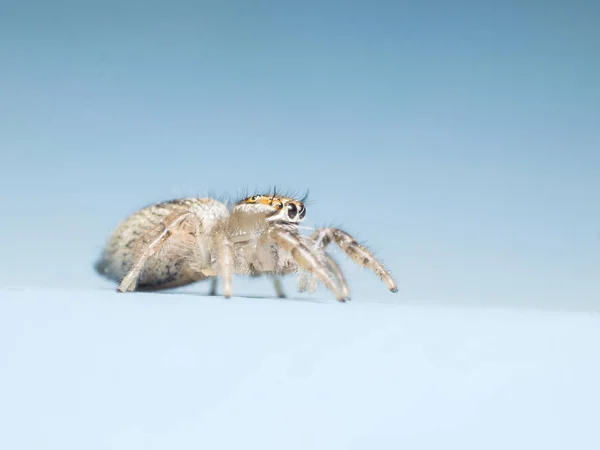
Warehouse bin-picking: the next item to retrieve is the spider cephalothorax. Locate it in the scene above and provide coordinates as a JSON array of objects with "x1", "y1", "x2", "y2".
[{"x1": 96, "y1": 192, "x2": 397, "y2": 302}]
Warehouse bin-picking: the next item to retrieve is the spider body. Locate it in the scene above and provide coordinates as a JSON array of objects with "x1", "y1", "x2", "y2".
[{"x1": 96, "y1": 193, "x2": 398, "y2": 301}]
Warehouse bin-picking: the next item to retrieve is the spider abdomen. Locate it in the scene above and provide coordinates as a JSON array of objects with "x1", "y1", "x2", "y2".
[{"x1": 97, "y1": 198, "x2": 227, "y2": 290}]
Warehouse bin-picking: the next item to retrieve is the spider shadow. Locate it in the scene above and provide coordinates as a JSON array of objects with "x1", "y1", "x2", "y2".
[
  {"x1": 168, "y1": 289, "x2": 333, "y2": 305},
  {"x1": 93, "y1": 269, "x2": 339, "y2": 305},
  {"x1": 94, "y1": 283, "x2": 333, "y2": 305}
]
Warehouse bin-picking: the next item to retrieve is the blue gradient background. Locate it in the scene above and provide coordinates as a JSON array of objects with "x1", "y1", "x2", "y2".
[{"x1": 1, "y1": 0, "x2": 598, "y2": 309}]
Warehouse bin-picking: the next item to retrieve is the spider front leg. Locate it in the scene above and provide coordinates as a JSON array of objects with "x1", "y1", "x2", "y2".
[
  {"x1": 311, "y1": 228, "x2": 398, "y2": 293},
  {"x1": 297, "y1": 253, "x2": 350, "y2": 299},
  {"x1": 322, "y1": 254, "x2": 350, "y2": 298},
  {"x1": 117, "y1": 211, "x2": 191, "y2": 292},
  {"x1": 271, "y1": 229, "x2": 349, "y2": 302}
]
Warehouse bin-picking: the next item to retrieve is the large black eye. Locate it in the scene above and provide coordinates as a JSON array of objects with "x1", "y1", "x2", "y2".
[
  {"x1": 287, "y1": 203, "x2": 298, "y2": 219},
  {"x1": 250, "y1": 195, "x2": 259, "y2": 201},
  {"x1": 299, "y1": 204, "x2": 306, "y2": 219}
]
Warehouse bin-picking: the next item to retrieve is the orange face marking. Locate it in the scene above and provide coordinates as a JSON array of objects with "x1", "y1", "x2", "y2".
[
  {"x1": 256, "y1": 197, "x2": 276, "y2": 205},
  {"x1": 238, "y1": 195, "x2": 306, "y2": 220},
  {"x1": 241, "y1": 195, "x2": 290, "y2": 209}
]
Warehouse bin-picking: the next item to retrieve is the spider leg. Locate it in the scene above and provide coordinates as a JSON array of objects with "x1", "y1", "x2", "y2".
[
  {"x1": 298, "y1": 270, "x2": 318, "y2": 293},
  {"x1": 218, "y1": 234, "x2": 234, "y2": 298},
  {"x1": 322, "y1": 253, "x2": 350, "y2": 299},
  {"x1": 311, "y1": 228, "x2": 398, "y2": 293},
  {"x1": 208, "y1": 277, "x2": 218, "y2": 296},
  {"x1": 296, "y1": 237, "x2": 350, "y2": 298},
  {"x1": 187, "y1": 219, "x2": 223, "y2": 297},
  {"x1": 272, "y1": 276, "x2": 286, "y2": 298},
  {"x1": 297, "y1": 255, "x2": 349, "y2": 297},
  {"x1": 297, "y1": 269, "x2": 309, "y2": 293},
  {"x1": 117, "y1": 211, "x2": 191, "y2": 293},
  {"x1": 271, "y1": 229, "x2": 349, "y2": 302}
]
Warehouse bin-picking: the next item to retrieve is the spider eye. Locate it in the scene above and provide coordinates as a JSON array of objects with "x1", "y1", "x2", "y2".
[
  {"x1": 250, "y1": 195, "x2": 259, "y2": 201},
  {"x1": 287, "y1": 203, "x2": 298, "y2": 220},
  {"x1": 299, "y1": 204, "x2": 306, "y2": 219}
]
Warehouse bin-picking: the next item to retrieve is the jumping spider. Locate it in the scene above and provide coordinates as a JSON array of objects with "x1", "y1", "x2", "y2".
[{"x1": 95, "y1": 192, "x2": 398, "y2": 302}]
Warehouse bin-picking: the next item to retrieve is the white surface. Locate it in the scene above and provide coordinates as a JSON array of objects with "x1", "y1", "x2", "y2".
[{"x1": 1, "y1": 287, "x2": 599, "y2": 450}]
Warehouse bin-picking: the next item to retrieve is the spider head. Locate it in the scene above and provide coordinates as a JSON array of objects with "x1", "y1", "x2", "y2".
[{"x1": 236, "y1": 194, "x2": 307, "y2": 223}]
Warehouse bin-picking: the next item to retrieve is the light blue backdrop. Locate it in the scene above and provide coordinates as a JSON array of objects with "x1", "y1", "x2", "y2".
[{"x1": 1, "y1": 0, "x2": 598, "y2": 310}]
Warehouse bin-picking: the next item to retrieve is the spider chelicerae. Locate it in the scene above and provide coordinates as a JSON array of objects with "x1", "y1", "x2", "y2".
[{"x1": 96, "y1": 191, "x2": 398, "y2": 302}]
